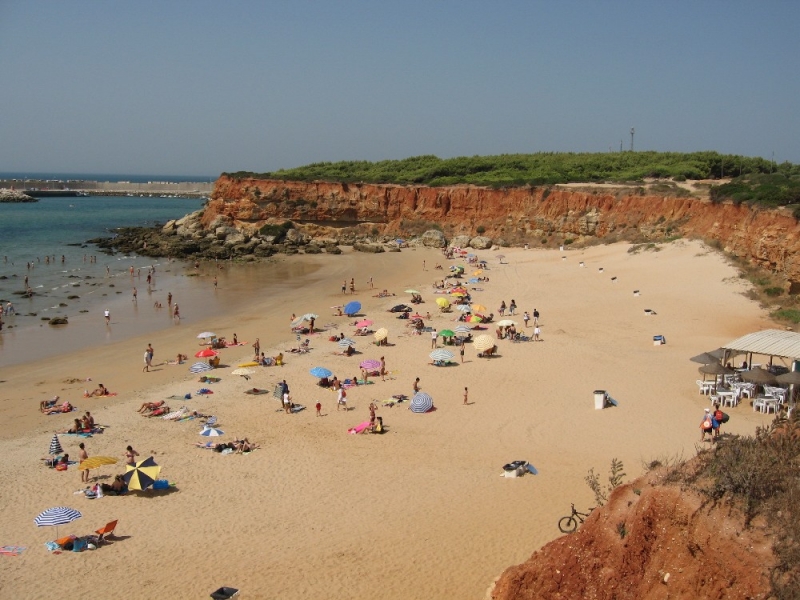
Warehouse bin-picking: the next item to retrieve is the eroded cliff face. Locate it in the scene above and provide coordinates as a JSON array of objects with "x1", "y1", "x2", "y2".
[
  {"x1": 489, "y1": 472, "x2": 774, "y2": 600},
  {"x1": 207, "y1": 177, "x2": 800, "y2": 284}
]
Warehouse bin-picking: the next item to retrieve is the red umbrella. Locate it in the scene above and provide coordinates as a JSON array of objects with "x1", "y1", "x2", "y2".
[{"x1": 195, "y1": 348, "x2": 219, "y2": 358}]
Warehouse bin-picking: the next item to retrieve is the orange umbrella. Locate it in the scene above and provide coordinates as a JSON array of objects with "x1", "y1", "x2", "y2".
[{"x1": 195, "y1": 348, "x2": 218, "y2": 358}]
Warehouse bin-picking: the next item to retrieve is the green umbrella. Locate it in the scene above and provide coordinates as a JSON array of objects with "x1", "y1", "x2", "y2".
[{"x1": 438, "y1": 329, "x2": 455, "y2": 337}]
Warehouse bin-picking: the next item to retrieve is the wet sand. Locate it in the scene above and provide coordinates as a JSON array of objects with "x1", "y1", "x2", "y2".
[{"x1": 0, "y1": 241, "x2": 779, "y2": 599}]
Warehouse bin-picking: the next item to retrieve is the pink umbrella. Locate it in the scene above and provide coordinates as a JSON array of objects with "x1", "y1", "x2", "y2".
[
  {"x1": 195, "y1": 348, "x2": 219, "y2": 358},
  {"x1": 356, "y1": 319, "x2": 374, "y2": 328},
  {"x1": 360, "y1": 359, "x2": 382, "y2": 370},
  {"x1": 410, "y1": 313, "x2": 424, "y2": 319}
]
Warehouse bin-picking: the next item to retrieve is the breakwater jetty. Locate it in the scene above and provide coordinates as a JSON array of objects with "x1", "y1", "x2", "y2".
[{"x1": 0, "y1": 178, "x2": 213, "y2": 198}]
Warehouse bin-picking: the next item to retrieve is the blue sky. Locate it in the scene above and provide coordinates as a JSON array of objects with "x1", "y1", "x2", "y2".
[{"x1": 1, "y1": 1, "x2": 797, "y2": 177}]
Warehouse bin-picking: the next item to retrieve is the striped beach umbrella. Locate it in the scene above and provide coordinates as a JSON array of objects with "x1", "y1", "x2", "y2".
[
  {"x1": 404, "y1": 289, "x2": 420, "y2": 295},
  {"x1": 473, "y1": 334, "x2": 495, "y2": 352},
  {"x1": 410, "y1": 392, "x2": 434, "y2": 413},
  {"x1": 124, "y1": 456, "x2": 161, "y2": 491},
  {"x1": 200, "y1": 427, "x2": 224, "y2": 437},
  {"x1": 34, "y1": 506, "x2": 82, "y2": 538},
  {"x1": 290, "y1": 316, "x2": 306, "y2": 328},
  {"x1": 344, "y1": 301, "x2": 361, "y2": 316},
  {"x1": 310, "y1": 366, "x2": 333, "y2": 378},
  {"x1": 374, "y1": 328, "x2": 388, "y2": 342},
  {"x1": 454, "y1": 325, "x2": 472, "y2": 336},
  {"x1": 190, "y1": 362, "x2": 213, "y2": 374},
  {"x1": 196, "y1": 332, "x2": 216, "y2": 339},
  {"x1": 48, "y1": 434, "x2": 63, "y2": 456},
  {"x1": 338, "y1": 338, "x2": 356, "y2": 349},
  {"x1": 497, "y1": 320, "x2": 517, "y2": 327},
  {"x1": 456, "y1": 304, "x2": 471, "y2": 313},
  {"x1": 360, "y1": 359, "x2": 382, "y2": 371},
  {"x1": 429, "y1": 349, "x2": 454, "y2": 362}
]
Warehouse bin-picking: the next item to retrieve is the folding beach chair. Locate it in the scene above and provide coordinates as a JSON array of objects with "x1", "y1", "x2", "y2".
[{"x1": 95, "y1": 520, "x2": 118, "y2": 544}]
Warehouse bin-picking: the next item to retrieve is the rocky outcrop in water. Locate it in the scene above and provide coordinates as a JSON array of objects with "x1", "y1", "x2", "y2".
[{"x1": 0, "y1": 189, "x2": 36, "y2": 203}]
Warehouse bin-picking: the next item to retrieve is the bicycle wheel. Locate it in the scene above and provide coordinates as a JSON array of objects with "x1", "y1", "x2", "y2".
[{"x1": 558, "y1": 516, "x2": 577, "y2": 534}]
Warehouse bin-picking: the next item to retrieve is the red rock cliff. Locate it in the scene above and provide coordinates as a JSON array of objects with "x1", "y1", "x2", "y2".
[
  {"x1": 489, "y1": 472, "x2": 774, "y2": 600},
  {"x1": 207, "y1": 176, "x2": 800, "y2": 284}
]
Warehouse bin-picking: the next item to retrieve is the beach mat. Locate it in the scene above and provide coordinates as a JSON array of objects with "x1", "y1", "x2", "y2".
[{"x1": 244, "y1": 389, "x2": 269, "y2": 395}]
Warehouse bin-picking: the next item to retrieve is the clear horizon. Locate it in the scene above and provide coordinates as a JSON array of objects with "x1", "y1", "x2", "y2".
[{"x1": 1, "y1": 1, "x2": 798, "y2": 175}]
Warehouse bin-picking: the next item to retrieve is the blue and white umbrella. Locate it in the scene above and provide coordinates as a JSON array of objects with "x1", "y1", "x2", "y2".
[
  {"x1": 190, "y1": 362, "x2": 213, "y2": 374},
  {"x1": 429, "y1": 349, "x2": 454, "y2": 362},
  {"x1": 48, "y1": 434, "x2": 63, "y2": 456},
  {"x1": 200, "y1": 427, "x2": 224, "y2": 437},
  {"x1": 456, "y1": 304, "x2": 471, "y2": 313},
  {"x1": 35, "y1": 506, "x2": 82, "y2": 538},
  {"x1": 344, "y1": 301, "x2": 361, "y2": 316},
  {"x1": 310, "y1": 366, "x2": 333, "y2": 379},
  {"x1": 454, "y1": 325, "x2": 472, "y2": 336},
  {"x1": 410, "y1": 392, "x2": 434, "y2": 413},
  {"x1": 338, "y1": 338, "x2": 356, "y2": 349}
]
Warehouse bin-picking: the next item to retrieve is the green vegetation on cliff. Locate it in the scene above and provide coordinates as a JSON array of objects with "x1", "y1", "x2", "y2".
[{"x1": 225, "y1": 151, "x2": 797, "y2": 188}]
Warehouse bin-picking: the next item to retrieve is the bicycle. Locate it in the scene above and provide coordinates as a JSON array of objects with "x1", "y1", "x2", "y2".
[{"x1": 558, "y1": 503, "x2": 594, "y2": 534}]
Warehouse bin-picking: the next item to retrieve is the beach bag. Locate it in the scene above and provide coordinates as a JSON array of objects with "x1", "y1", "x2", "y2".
[
  {"x1": 722, "y1": 412, "x2": 730, "y2": 423},
  {"x1": 702, "y1": 417, "x2": 712, "y2": 430}
]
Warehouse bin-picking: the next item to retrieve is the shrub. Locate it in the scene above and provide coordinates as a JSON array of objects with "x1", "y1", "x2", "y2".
[
  {"x1": 585, "y1": 458, "x2": 626, "y2": 506},
  {"x1": 772, "y1": 308, "x2": 800, "y2": 323},
  {"x1": 476, "y1": 225, "x2": 486, "y2": 235},
  {"x1": 764, "y1": 286, "x2": 784, "y2": 297}
]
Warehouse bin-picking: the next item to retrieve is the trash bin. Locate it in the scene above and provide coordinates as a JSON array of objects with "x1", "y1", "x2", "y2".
[{"x1": 594, "y1": 390, "x2": 607, "y2": 410}]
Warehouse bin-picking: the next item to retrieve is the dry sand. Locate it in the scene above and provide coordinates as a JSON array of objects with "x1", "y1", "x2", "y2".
[{"x1": 0, "y1": 241, "x2": 779, "y2": 599}]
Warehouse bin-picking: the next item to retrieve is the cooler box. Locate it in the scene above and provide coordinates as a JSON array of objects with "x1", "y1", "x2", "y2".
[
  {"x1": 653, "y1": 335, "x2": 665, "y2": 346},
  {"x1": 153, "y1": 480, "x2": 169, "y2": 490},
  {"x1": 594, "y1": 390, "x2": 607, "y2": 410}
]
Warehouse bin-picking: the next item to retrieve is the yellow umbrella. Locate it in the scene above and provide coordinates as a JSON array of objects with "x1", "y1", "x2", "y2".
[
  {"x1": 374, "y1": 328, "x2": 388, "y2": 342},
  {"x1": 473, "y1": 334, "x2": 495, "y2": 352},
  {"x1": 473, "y1": 270, "x2": 483, "y2": 276},
  {"x1": 435, "y1": 297, "x2": 450, "y2": 308},
  {"x1": 471, "y1": 303, "x2": 487, "y2": 312},
  {"x1": 77, "y1": 456, "x2": 118, "y2": 471},
  {"x1": 450, "y1": 292, "x2": 467, "y2": 297}
]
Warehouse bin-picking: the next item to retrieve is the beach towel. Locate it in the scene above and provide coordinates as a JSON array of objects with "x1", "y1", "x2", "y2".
[
  {"x1": 348, "y1": 421, "x2": 372, "y2": 434},
  {"x1": 244, "y1": 388, "x2": 269, "y2": 395},
  {"x1": 167, "y1": 394, "x2": 191, "y2": 401},
  {"x1": 162, "y1": 407, "x2": 189, "y2": 421},
  {"x1": 46, "y1": 406, "x2": 78, "y2": 415},
  {"x1": 291, "y1": 404, "x2": 306, "y2": 413},
  {"x1": 0, "y1": 546, "x2": 26, "y2": 556}
]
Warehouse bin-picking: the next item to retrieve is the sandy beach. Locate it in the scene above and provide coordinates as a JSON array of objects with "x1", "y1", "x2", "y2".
[{"x1": 0, "y1": 240, "x2": 779, "y2": 599}]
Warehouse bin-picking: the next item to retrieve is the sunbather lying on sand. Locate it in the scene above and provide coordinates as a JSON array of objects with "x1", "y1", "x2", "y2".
[
  {"x1": 43, "y1": 401, "x2": 73, "y2": 415},
  {"x1": 40, "y1": 396, "x2": 60, "y2": 412},
  {"x1": 137, "y1": 400, "x2": 164, "y2": 413},
  {"x1": 143, "y1": 406, "x2": 169, "y2": 417}
]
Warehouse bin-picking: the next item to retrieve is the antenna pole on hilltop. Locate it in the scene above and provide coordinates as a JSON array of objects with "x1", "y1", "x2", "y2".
[
  {"x1": 620, "y1": 140, "x2": 623, "y2": 152},
  {"x1": 630, "y1": 128, "x2": 635, "y2": 152}
]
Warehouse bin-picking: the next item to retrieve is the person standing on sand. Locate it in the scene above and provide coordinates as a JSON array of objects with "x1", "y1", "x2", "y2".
[
  {"x1": 523, "y1": 311, "x2": 530, "y2": 328},
  {"x1": 132, "y1": 287, "x2": 137, "y2": 303},
  {"x1": 533, "y1": 325, "x2": 541, "y2": 341},
  {"x1": 316, "y1": 401, "x2": 322, "y2": 417},
  {"x1": 459, "y1": 339, "x2": 465, "y2": 363},
  {"x1": 173, "y1": 303, "x2": 180, "y2": 321},
  {"x1": 78, "y1": 442, "x2": 89, "y2": 483},
  {"x1": 463, "y1": 387, "x2": 469, "y2": 405},
  {"x1": 167, "y1": 292, "x2": 172, "y2": 306},
  {"x1": 533, "y1": 309, "x2": 539, "y2": 325},
  {"x1": 413, "y1": 377, "x2": 420, "y2": 395},
  {"x1": 125, "y1": 445, "x2": 139, "y2": 466},
  {"x1": 350, "y1": 278, "x2": 355, "y2": 294},
  {"x1": 342, "y1": 280, "x2": 347, "y2": 294},
  {"x1": 104, "y1": 309, "x2": 110, "y2": 324},
  {"x1": 431, "y1": 328, "x2": 438, "y2": 349},
  {"x1": 380, "y1": 356, "x2": 387, "y2": 381},
  {"x1": 253, "y1": 338, "x2": 260, "y2": 360},
  {"x1": 214, "y1": 276, "x2": 217, "y2": 290},
  {"x1": 423, "y1": 260, "x2": 426, "y2": 271}
]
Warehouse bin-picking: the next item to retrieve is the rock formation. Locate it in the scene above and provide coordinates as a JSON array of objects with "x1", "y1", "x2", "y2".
[
  {"x1": 0, "y1": 189, "x2": 36, "y2": 202},
  {"x1": 204, "y1": 176, "x2": 800, "y2": 286},
  {"x1": 489, "y1": 470, "x2": 774, "y2": 600}
]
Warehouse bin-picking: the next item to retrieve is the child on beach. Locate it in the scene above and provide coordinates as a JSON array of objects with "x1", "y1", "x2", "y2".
[{"x1": 316, "y1": 401, "x2": 322, "y2": 417}]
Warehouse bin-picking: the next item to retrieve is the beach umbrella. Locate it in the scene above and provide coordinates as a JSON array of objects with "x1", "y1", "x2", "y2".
[
  {"x1": 301, "y1": 313, "x2": 318, "y2": 321},
  {"x1": 741, "y1": 367, "x2": 778, "y2": 385},
  {"x1": 190, "y1": 362, "x2": 213, "y2": 374},
  {"x1": 473, "y1": 334, "x2": 495, "y2": 352},
  {"x1": 195, "y1": 348, "x2": 218, "y2": 358},
  {"x1": 196, "y1": 332, "x2": 216, "y2": 339},
  {"x1": 338, "y1": 338, "x2": 356, "y2": 349},
  {"x1": 435, "y1": 298, "x2": 450, "y2": 308},
  {"x1": 468, "y1": 315, "x2": 483, "y2": 323},
  {"x1": 290, "y1": 316, "x2": 307, "y2": 328},
  {"x1": 454, "y1": 325, "x2": 472, "y2": 336},
  {"x1": 374, "y1": 328, "x2": 388, "y2": 342},
  {"x1": 360, "y1": 359, "x2": 381, "y2": 371},
  {"x1": 450, "y1": 292, "x2": 467, "y2": 298},
  {"x1": 450, "y1": 287, "x2": 467, "y2": 294},
  {"x1": 404, "y1": 289, "x2": 420, "y2": 295},
  {"x1": 456, "y1": 304, "x2": 471, "y2": 313},
  {"x1": 497, "y1": 320, "x2": 517, "y2": 327},
  {"x1": 429, "y1": 349, "x2": 454, "y2": 362},
  {"x1": 410, "y1": 313, "x2": 424, "y2": 319},
  {"x1": 344, "y1": 301, "x2": 361, "y2": 316},
  {"x1": 698, "y1": 363, "x2": 734, "y2": 376},
  {"x1": 689, "y1": 349, "x2": 725, "y2": 364},
  {"x1": 199, "y1": 427, "x2": 224, "y2": 437},
  {"x1": 439, "y1": 329, "x2": 455, "y2": 338},
  {"x1": 124, "y1": 456, "x2": 161, "y2": 491},
  {"x1": 473, "y1": 270, "x2": 483, "y2": 276},
  {"x1": 355, "y1": 319, "x2": 373, "y2": 328},
  {"x1": 310, "y1": 366, "x2": 333, "y2": 379},
  {"x1": 471, "y1": 303, "x2": 487, "y2": 312},
  {"x1": 34, "y1": 506, "x2": 82, "y2": 539},
  {"x1": 776, "y1": 371, "x2": 800, "y2": 385},
  {"x1": 48, "y1": 434, "x2": 63, "y2": 456},
  {"x1": 497, "y1": 255, "x2": 505, "y2": 262},
  {"x1": 410, "y1": 392, "x2": 434, "y2": 413},
  {"x1": 77, "y1": 456, "x2": 118, "y2": 471},
  {"x1": 232, "y1": 367, "x2": 253, "y2": 377}
]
